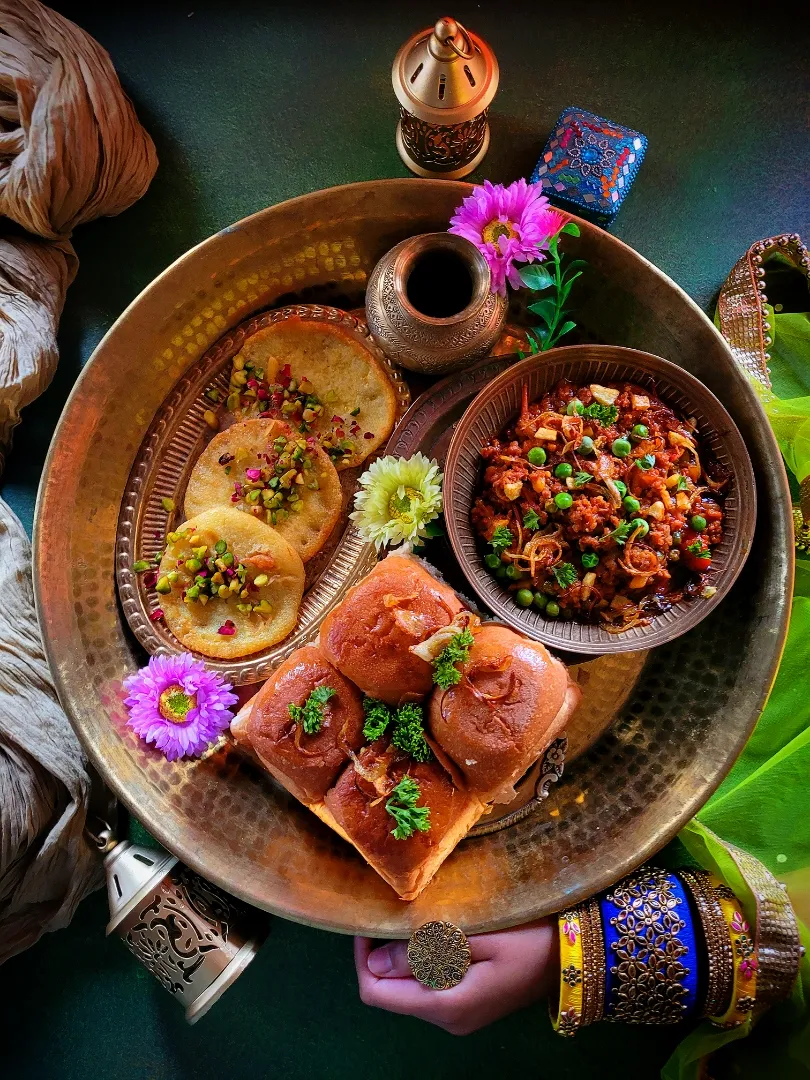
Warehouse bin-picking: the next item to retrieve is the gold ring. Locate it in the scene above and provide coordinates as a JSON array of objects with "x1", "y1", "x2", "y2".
[{"x1": 407, "y1": 920, "x2": 471, "y2": 990}]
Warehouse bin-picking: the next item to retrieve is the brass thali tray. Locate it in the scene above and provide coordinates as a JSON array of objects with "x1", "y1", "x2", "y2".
[{"x1": 34, "y1": 180, "x2": 792, "y2": 937}]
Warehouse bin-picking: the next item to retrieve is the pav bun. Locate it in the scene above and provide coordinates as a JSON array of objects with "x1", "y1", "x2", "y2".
[
  {"x1": 230, "y1": 644, "x2": 365, "y2": 804},
  {"x1": 321, "y1": 746, "x2": 484, "y2": 901},
  {"x1": 319, "y1": 555, "x2": 464, "y2": 706},
  {"x1": 427, "y1": 624, "x2": 580, "y2": 803}
]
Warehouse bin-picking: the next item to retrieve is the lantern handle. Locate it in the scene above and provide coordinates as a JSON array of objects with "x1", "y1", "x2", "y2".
[{"x1": 434, "y1": 18, "x2": 475, "y2": 60}]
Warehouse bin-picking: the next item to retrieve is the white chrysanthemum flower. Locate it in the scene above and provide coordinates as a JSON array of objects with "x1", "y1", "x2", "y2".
[{"x1": 349, "y1": 453, "x2": 443, "y2": 550}]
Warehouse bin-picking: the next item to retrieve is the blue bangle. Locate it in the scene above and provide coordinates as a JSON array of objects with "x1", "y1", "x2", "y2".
[{"x1": 599, "y1": 868, "x2": 700, "y2": 1024}]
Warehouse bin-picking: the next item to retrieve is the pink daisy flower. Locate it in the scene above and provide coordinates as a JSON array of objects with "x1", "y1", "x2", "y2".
[
  {"x1": 123, "y1": 653, "x2": 238, "y2": 761},
  {"x1": 449, "y1": 179, "x2": 567, "y2": 296}
]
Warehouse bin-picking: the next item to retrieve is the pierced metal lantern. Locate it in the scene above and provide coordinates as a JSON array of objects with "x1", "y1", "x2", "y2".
[
  {"x1": 100, "y1": 829, "x2": 269, "y2": 1023},
  {"x1": 392, "y1": 16, "x2": 499, "y2": 179}
]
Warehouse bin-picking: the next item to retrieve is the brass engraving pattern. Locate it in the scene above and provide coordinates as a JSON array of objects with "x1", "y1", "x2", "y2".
[
  {"x1": 407, "y1": 920, "x2": 471, "y2": 990},
  {"x1": 122, "y1": 868, "x2": 246, "y2": 999},
  {"x1": 399, "y1": 107, "x2": 489, "y2": 171}
]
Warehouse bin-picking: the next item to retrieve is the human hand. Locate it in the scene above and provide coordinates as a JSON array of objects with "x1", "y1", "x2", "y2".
[{"x1": 354, "y1": 920, "x2": 558, "y2": 1036}]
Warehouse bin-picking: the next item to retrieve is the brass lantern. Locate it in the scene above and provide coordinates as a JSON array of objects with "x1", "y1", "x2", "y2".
[{"x1": 392, "y1": 17, "x2": 499, "y2": 180}]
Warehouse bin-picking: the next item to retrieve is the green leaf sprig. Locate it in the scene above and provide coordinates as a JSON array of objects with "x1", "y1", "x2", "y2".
[
  {"x1": 288, "y1": 686, "x2": 336, "y2": 735},
  {"x1": 583, "y1": 402, "x2": 618, "y2": 426},
  {"x1": 385, "y1": 777, "x2": 431, "y2": 840},
  {"x1": 489, "y1": 525, "x2": 514, "y2": 555},
  {"x1": 362, "y1": 699, "x2": 431, "y2": 763},
  {"x1": 518, "y1": 222, "x2": 586, "y2": 353},
  {"x1": 523, "y1": 508, "x2": 541, "y2": 531},
  {"x1": 433, "y1": 628, "x2": 475, "y2": 690},
  {"x1": 552, "y1": 562, "x2": 577, "y2": 589}
]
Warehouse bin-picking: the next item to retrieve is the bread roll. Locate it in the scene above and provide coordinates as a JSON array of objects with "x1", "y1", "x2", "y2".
[
  {"x1": 321, "y1": 746, "x2": 484, "y2": 901},
  {"x1": 319, "y1": 555, "x2": 464, "y2": 706},
  {"x1": 231, "y1": 644, "x2": 364, "y2": 804},
  {"x1": 427, "y1": 624, "x2": 580, "y2": 803}
]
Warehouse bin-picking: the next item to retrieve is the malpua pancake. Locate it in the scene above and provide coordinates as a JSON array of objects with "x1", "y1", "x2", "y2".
[
  {"x1": 157, "y1": 506, "x2": 304, "y2": 659},
  {"x1": 184, "y1": 418, "x2": 342, "y2": 563},
  {"x1": 231, "y1": 318, "x2": 398, "y2": 469}
]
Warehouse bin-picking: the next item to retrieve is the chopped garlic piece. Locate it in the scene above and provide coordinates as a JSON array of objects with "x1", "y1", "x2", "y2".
[
  {"x1": 503, "y1": 480, "x2": 523, "y2": 500},
  {"x1": 647, "y1": 501, "x2": 665, "y2": 521},
  {"x1": 589, "y1": 384, "x2": 620, "y2": 406},
  {"x1": 534, "y1": 426, "x2": 558, "y2": 441},
  {"x1": 408, "y1": 611, "x2": 480, "y2": 662},
  {"x1": 631, "y1": 394, "x2": 650, "y2": 409}
]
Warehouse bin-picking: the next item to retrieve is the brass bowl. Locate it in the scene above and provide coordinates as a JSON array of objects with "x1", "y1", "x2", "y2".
[
  {"x1": 34, "y1": 180, "x2": 792, "y2": 936},
  {"x1": 444, "y1": 346, "x2": 757, "y2": 655}
]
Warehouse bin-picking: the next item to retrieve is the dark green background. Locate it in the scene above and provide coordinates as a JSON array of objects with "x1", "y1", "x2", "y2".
[{"x1": 2, "y1": 4, "x2": 808, "y2": 1078}]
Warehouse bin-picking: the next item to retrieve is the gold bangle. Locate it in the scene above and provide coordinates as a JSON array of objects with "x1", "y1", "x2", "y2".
[
  {"x1": 721, "y1": 838, "x2": 803, "y2": 1012},
  {"x1": 679, "y1": 869, "x2": 734, "y2": 1017},
  {"x1": 579, "y1": 897, "x2": 606, "y2": 1026},
  {"x1": 551, "y1": 909, "x2": 584, "y2": 1036},
  {"x1": 708, "y1": 876, "x2": 758, "y2": 1028}
]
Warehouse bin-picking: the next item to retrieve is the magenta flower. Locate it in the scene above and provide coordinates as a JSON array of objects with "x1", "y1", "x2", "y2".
[
  {"x1": 123, "y1": 653, "x2": 238, "y2": 761},
  {"x1": 449, "y1": 179, "x2": 567, "y2": 296}
]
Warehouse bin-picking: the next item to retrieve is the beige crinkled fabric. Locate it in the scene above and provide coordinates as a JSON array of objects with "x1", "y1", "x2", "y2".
[{"x1": 0, "y1": 0, "x2": 157, "y2": 962}]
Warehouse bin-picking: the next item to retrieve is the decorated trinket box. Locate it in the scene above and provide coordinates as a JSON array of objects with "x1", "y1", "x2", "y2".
[{"x1": 531, "y1": 106, "x2": 647, "y2": 226}]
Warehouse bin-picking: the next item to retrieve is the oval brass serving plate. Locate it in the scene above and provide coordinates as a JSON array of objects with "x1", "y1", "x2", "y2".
[
  {"x1": 34, "y1": 180, "x2": 792, "y2": 937},
  {"x1": 444, "y1": 346, "x2": 757, "y2": 655},
  {"x1": 115, "y1": 303, "x2": 409, "y2": 684}
]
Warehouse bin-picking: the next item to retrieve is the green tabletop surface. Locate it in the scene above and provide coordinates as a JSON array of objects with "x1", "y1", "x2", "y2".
[{"x1": 2, "y1": 4, "x2": 809, "y2": 1078}]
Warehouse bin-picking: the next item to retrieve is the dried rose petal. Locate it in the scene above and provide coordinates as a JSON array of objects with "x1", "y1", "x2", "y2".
[
  {"x1": 149, "y1": 608, "x2": 164, "y2": 621},
  {"x1": 245, "y1": 468, "x2": 261, "y2": 481},
  {"x1": 217, "y1": 621, "x2": 237, "y2": 636},
  {"x1": 143, "y1": 571, "x2": 158, "y2": 588},
  {"x1": 363, "y1": 432, "x2": 374, "y2": 440}
]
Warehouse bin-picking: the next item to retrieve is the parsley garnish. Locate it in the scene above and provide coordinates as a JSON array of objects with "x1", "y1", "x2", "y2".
[
  {"x1": 573, "y1": 471, "x2": 592, "y2": 487},
  {"x1": 523, "y1": 508, "x2": 541, "y2": 531},
  {"x1": 362, "y1": 699, "x2": 431, "y2": 762},
  {"x1": 490, "y1": 526, "x2": 514, "y2": 555},
  {"x1": 676, "y1": 475, "x2": 690, "y2": 490},
  {"x1": 552, "y1": 562, "x2": 577, "y2": 589},
  {"x1": 687, "y1": 539, "x2": 711, "y2": 559},
  {"x1": 362, "y1": 697, "x2": 392, "y2": 742},
  {"x1": 391, "y1": 703, "x2": 431, "y2": 763},
  {"x1": 584, "y1": 402, "x2": 619, "y2": 425},
  {"x1": 385, "y1": 777, "x2": 431, "y2": 840},
  {"x1": 288, "y1": 686, "x2": 336, "y2": 735},
  {"x1": 610, "y1": 521, "x2": 633, "y2": 546},
  {"x1": 433, "y1": 628, "x2": 475, "y2": 690}
]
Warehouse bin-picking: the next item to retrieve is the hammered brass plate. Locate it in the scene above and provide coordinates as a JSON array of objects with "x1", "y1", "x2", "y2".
[
  {"x1": 34, "y1": 180, "x2": 792, "y2": 937},
  {"x1": 115, "y1": 303, "x2": 409, "y2": 684}
]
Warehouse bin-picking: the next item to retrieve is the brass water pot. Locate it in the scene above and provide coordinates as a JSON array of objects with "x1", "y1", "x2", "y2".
[{"x1": 365, "y1": 232, "x2": 507, "y2": 375}]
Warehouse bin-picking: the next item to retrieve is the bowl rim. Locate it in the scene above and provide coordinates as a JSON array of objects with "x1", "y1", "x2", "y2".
[{"x1": 444, "y1": 344, "x2": 757, "y2": 655}]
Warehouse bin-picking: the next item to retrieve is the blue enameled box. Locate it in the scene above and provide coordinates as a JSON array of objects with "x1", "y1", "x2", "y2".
[{"x1": 531, "y1": 106, "x2": 648, "y2": 226}]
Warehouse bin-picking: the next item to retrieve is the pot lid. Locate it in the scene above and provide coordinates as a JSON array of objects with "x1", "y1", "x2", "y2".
[{"x1": 392, "y1": 17, "x2": 499, "y2": 125}]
